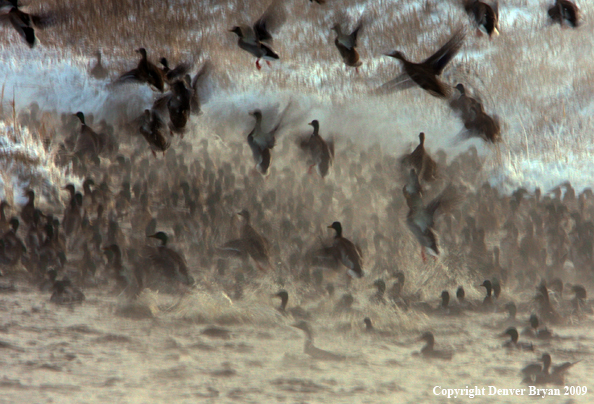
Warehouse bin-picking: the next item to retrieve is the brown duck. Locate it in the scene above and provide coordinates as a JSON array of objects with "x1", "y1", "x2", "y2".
[
  {"x1": 117, "y1": 48, "x2": 165, "y2": 92},
  {"x1": 332, "y1": 20, "x2": 363, "y2": 72},
  {"x1": 380, "y1": 28, "x2": 466, "y2": 98}
]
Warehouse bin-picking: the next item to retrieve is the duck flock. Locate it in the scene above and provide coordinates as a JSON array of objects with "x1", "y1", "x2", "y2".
[{"x1": 0, "y1": 0, "x2": 591, "y2": 399}]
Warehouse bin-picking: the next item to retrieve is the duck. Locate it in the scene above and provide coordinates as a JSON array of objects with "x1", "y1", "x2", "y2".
[
  {"x1": 464, "y1": 1, "x2": 499, "y2": 37},
  {"x1": 380, "y1": 28, "x2": 466, "y2": 98},
  {"x1": 146, "y1": 232, "x2": 194, "y2": 286},
  {"x1": 158, "y1": 57, "x2": 191, "y2": 84},
  {"x1": 416, "y1": 332, "x2": 453, "y2": 360},
  {"x1": 50, "y1": 277, "x2": 85, "y2": 305},
  {"x1": 292, "y1": 321, "x2": 346, "y2": 361},
  {"x1": 0, "y1": 200, "x2": 10, "y2": 234},
  {"x1": 400, "y1": 132, "x2": 437, "y2": 182},
  {"x1": 403, "y1": 173, "x2": 458, "y2": 260},
  {"x1": 247, "y1": 106, "x2": 290, "y2": 175},
  {"x1": 438, "y1": 290, "x2": 462, "y2": 315},
  {"x1": 298, "y1": 120, "x2": 334, "y2": 178},
  {"x1": 363, "y1": 317, "x2": 393, "y2": 337},
  {"x1": 274, "y1": 290, "x2": 311, "y2": 319},
  {"x1": 72, "y1": 112, "x2": 106, "y2": 159},
  {"x1": 455, "y1": 286, "x2": 474, "y2": 310},
  {"x1": 102, "y1": 244, "x2": 141, "y2": 296},
  {"x1": 501, "y1": 327, "x2": 534, "y2": 351},
  {"x1": 548, "y1": 0, "x2": 579, "y2": 27},
  {"x1": 154, "y1": 77, "x2": 192, "y2": 135},
  {"x1": 0, "y1": 218, "x2": 26, "y2": 267},
  {"x1": 480, "y1": 279, "x2": 494, "y2": 307},
  {"x1": 450, "y1": 84, "x2": 501, "y2": 143},
  {"x1": 138, "y1": 109, "x2": 171, "y2": 157},
  {"x1": 370, "y1": 279, "x2": 386, "y2": 304},
  {"x1": 522, "y1": 353, "x2": 581, "y2": 385},
  {"x1": 218, "y1": 210, "x2": 271, "y2": 271},
  {"x1": 201, "y1": 326, "x2": 232, "y2": 340},
  {"x1": 331, "y1": 20, "x2": 363, "y2": 72},
  {"x1": 20, "y1": 189, "x2": 36, "y2": 226},
  {"x1": 0, "y1": 0, "x2": 55, "y2": 48},
  {"x1": 327, "y1": 221, "x2": 364, "y2": 279},
  {"x1": 90, "y1": 51, "x2": 108, "y2": 79},
  {"x1": 229, "y1": 1, "x2": 286, "y2": 70},
  {"x1": 523, "y1": 314, "x2": 553, "y2": 340},
  {"x1": 117, "y1": 48, "x2": 165, "y2": 92}
]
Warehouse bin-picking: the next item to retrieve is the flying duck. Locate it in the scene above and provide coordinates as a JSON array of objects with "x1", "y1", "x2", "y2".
[
  {"x1": 229, "y1": 1, "x2": 286, "y2": 70},
  {"x1": 0, "y1": 0, "x2": 55, "y2": 48},
  {"x1": 138, "y1": 109, "x2": 171, "y2": 157},
  {"x1": 247, "y1": 104, "x2": 291, "y2": 175},
  {"x1": 380, "y1": 28, "x2": 466, "y2": 98},
  {"x1": 332, "y1": 20, "x2": 363, "y2": 72},
  {"x1": 548, "y1": 0, "x2": 579, "y2": 27},
  {"x1": 464, "y1": 1, "x2": 499, "y2": 37},
  {"x1": 117, "y1": 48, "x2": 165, "y2": 92}
]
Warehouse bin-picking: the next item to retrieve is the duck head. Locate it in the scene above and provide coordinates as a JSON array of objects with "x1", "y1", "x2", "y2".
[
  {"x1": 308, "y1": 120, "x2": 320, "y2": 134},
  {"x1": 383, "y1": 50, "x2": 405, "y2": 61},
  {"x1": 328, "y1": 221, "x2": 343, "y2": 237},
  {"x1": 136, "y1": 48, "x2": 148, "y2": 59},
  {"x1": 229, "y1": 26, "x2": 243, "y2": 37},
  {"x1": 148, "y1": 231, "x2": 168, "y2": 246},
  {"x1": 74, "y1": 111, "x2": 86, "y2": 125}
]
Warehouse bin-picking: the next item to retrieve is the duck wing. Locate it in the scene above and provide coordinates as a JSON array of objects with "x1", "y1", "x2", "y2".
[
  {"x1": 190, "y1": 60, "x2": 212, "y2": 115},
  {"x1": 253, "y1": 0, "x2": 286, "y2": 43},
  {"x1": 422, "y1": 28, "x2": 466, "y2": 75}
]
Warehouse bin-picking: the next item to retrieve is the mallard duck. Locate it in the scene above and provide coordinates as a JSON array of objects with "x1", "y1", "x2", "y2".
[
  {"x1": 229, "y1": 1, "x2": 286, "y2": 70},
  {"x1": 147, "y1": 232, "x2": 193, "y2": 286},
  {"x1": 363, "y1": 318, "x2": 393, "y2": 337},
  {"x1": 0, "y1": 217, "x2": 26, "y2": 266},
  {"x1": 138, "y1": 109, "x2": 171, "y2": 157},
  {"x1": 524, "y1": 314, "x2": 553, "y2": 340},
  {"x1": 450, "y1": 85, "x2": 501, "y2": 143},
  {"x1": 480, "y1": 279, "x2": 494, "y2": 306},
  {"x1": 292, "y1": 321, "x2": 346, "y2": 361},
  {"x1": 548, "y1": 0, "x2": 579, "y2": 27},
  {"x1": 50, "y1": 277, "x2": 85, "y2": 305},
  {"x1": 0, "y1": 0, "x2": 55, "y2": 48},
  {"x1": 403, "y1": 173, "x2": 458, "y2": 259},
  {"x1": 218, "y1": 210, "x2": 270, "y2": 271},
  {"x1": 247, "y1": 106, "x2": 291, "y2": 175},
  {"x1": 400, "y1": 132, "x2": 437, "y2": 182},
  {"x1": 501, "y1": 327, "x2": 534, "y2": 351},
  {"x1": 327, "y1": 221, "x2": 364, "y2": 278},
  {"x1": 117, "y1": 48, "x2": 165, "y2": 92},
  {"x1": 332, "y1": 20, "x2": 363, "y2": 72},
  {"x1": 522, "y1": 353, "x2": 581, "y2": 385},
  {"x1": 274, "y1": 290, "x2": 311, "y2": 319},
  {"x1": 73, "y1": 112, "x2": 106, "y2": 158},
  {"x1": 102, "y1": 244, "x2": 141, "y2": 296},
  {"x1": 417, "y1": 332, "x2": 453, "y2": 359},
  {"x1": 90, "y1": 51, "x2": 108, "y2": 79},
  {"x1": 464, "y1": 1, "x2": 499, "y2": 37},
  {"x1": 159, "y1": 57, "x2": 191, "y2": 84},
  {"x1": 380, "y1": 28, "x2": 466, "y2": 98},
  {"x1": 299, "y1": 120, "x2": 334, "y2": 178},
  {"x1": 154, "y1": 77, "x2": 191, "y2": 134},
  {"x1": 20, "y1": 189, "x2": 36, "y2": 226}
]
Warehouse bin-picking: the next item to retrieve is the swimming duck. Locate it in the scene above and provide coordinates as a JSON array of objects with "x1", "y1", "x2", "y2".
[
  {"x1": 331, "y1": 20, "x2": 363, "y2": 72},
  {"x1": 292, "y1": 321, "x2": 346, "y2": 361},
  {"x1": 218, "y1": 210, "x2": 271, "y2": 271},
  {"x1": 548, "y1": 0, "x2": 579, "y2": 27},
  {"x1": 299, "y1": 120, "x2": 334, "y2": 178},
  {"x1": 535, "y1": 281, "x2": 562, "y2": 324},
  {"x1": 327, "y1": 221, "x2": 364, "y2": 278},
  {"x1": 480, "y1": 280, "x2": 494, "y2": 307},
  {"x1": 138, "y1": 109, "x2": 171, "y2": 157},
  {"x1": 274, "y1": 290, "x2": 311, "y2": 319},
  {"x1": 464, "y1": 1, "x2": 499, "y2": 37},
  {"x1": 439, "y1": 290, "x2": 462, "y2": 315},
  {"x1": 403, "y1": 174, "x2": 458, "y2": 259},
  {"x1": 522, "y1": 353, "x2": 581, "y2": 385},
  {"x1": 524, "y1": 314, "x2": 553, "y2": 340},
  {"x1": 117, "y1": 48, "x2": 165, "y2": 92},
  {"x1": 90, "y1": 51, "x2": 108, "y2": 79},
  {"x1": 400, "y1": 132, "x2": 437, "y2": 182},
  {"x1": 417, "y1": 332, "x2": 453, "y2": 359},
  {"x1": 363, "y1": 317, "x2": 393, "y2": 337},
  {"x1": 0, "y1": 0, "x2": 55, "y2": 48},
  {"x1": 501, "y1": 327, "x2": 534, "y2": 351},
  {"x1": 147, "y1": 232, "x2": 194, "y2": 286},
  {"x1": 229, "y1": 1, "x2": 286, "y2": 70},
  {"x1": 380, "y1": 28, "x2": 466, "y2": 98}
]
